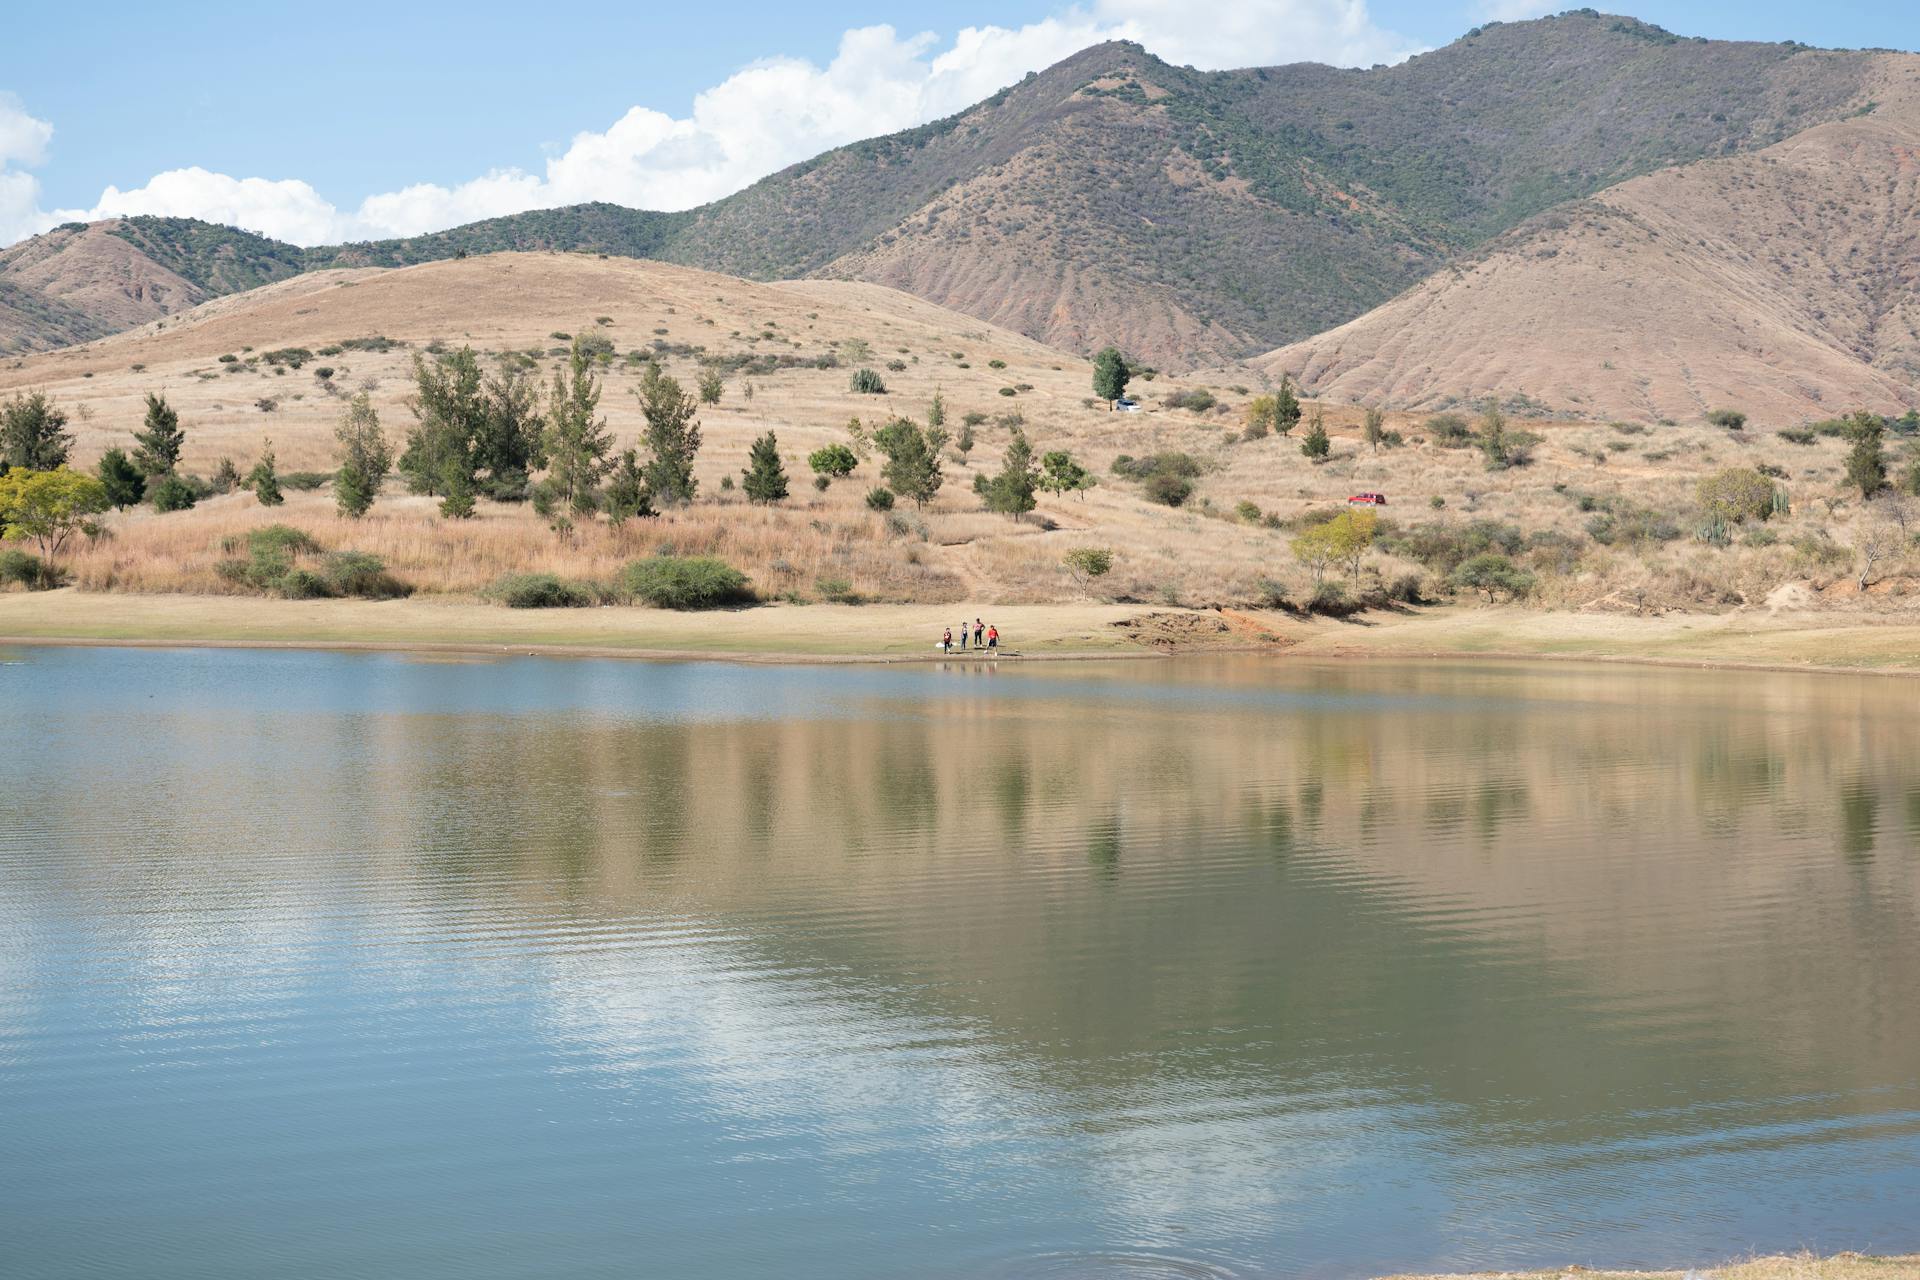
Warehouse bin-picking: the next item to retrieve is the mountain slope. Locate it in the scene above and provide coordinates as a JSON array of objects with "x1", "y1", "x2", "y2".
[
  {"x1": 0, "y1": 11, "x2": 1899, "y2": 368},
  {"x1": 1255, "y1": 56, "x2": 1920, "y2": 423}
]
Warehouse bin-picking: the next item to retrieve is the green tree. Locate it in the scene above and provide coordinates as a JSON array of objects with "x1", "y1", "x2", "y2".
[
  {"x1": 212, "y1": 457, "x2": 241, "y2": 494},
  {"x1": 543, "y1": 337, "x2": 613, "y2": 515},
  {"x1": 0, "y1": 467, "x2": 109, "y2": 567},
  {"x1": 1038, "y1": 449, "x2": 1094, "y2": 500},
  {"x1": 248, "y1": 438, "x2": 284, "y2": 507},
  {"x1": 974, "y1": 428, "x2": 1038, "y2": 519},
  {"x1": 1300, "y1": 411, "x2": 1330, "y2": 460},
  {"x1": 954, "y1": 421, "x2": 976, "y2": 461},
  {"x1": 1, "y1": 391, "x2": 73, "y2": 472},
  {"x1": 131, "y1": 392, "x2": 186, "y2": 477},
  {"x1": 1243, "y1": 395, "x2": 1276, "y2": 439},
  {"x1": 604, "y1": 449, "x2": 655, "y2": 525},
  {"x1": 1290, "y1": 509, "x2": 1377, "y2": 584},
  {"x1": 1363, "y1": 406, "x2": 1386, "y2": 451},
  {"x1": 697, "y1": 368, "x2": 725, "y2": 405},
  {"x1": 333, "y1": 393, "x2": 392, "y2": 518},
  {"x1": 927, "y1": 389, "x2": 946, "y2": 430},
  {"x1": 96, "y1": 447, "x2": 146, "y2": 509},
  {"x1": 1452, "y1": 552, "x2": 1535, "y2": 602},
  {"x1": 808, "y1": 444, "x2": 858, "y2": 484},
  {"x1": 741, "y1": 430, "x2": 790, "y2": 504},
  {"x1": 1844, "y1": 410, "x2": 1887, "y2": 498},
  {"x1": 635, "y1": 362, "x2": 701, "y2": 505},
  {"x1": 1063, "y1": 546, "x2": 1113, "y2": 584},
  {"x1": 400, "y1": 348, "x2": 486, "y2": 497},
  {"x1": 475, "y1": 359, "x2": 545, "y2": 493},
  {"x1": 1092, "y1": 347, "x2": 1130, "y2": 404},
  {"x1": 873, "y1": 417, "x2": 947, "y2": 509},
  {"x1": 1274, "y1": 376, "x2": 1302, "y2": 434}
]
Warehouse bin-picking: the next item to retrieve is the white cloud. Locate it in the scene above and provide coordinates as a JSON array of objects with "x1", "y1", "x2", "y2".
[
  {"x1": 1475, "y1": 0, "x2": 1557, "y2": 20},
  {"x1": 2, "y1": 0, "x2": 1416, "y2": 249}
]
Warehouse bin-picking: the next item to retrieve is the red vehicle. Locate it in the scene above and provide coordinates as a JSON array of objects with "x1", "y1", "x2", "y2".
[{"x1": 1347, "y1": 492, "x2": 1388, "y2": 506}]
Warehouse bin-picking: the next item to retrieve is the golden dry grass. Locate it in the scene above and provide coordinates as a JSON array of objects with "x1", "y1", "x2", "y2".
[{"x1": 1376, "y1": 1253, "x2": 1920, "y2": 1280}]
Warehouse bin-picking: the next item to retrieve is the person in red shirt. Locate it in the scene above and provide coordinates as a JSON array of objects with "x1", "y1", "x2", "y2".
[
  {"x1": 942, "y1": 626, "x2": 952, "y2": 655},
  {"x1": 987, "y1": 625, "x2": 999, "y2": 651}
]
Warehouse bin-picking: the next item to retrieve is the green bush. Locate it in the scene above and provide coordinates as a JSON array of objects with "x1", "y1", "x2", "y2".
[
  {"x1": 1144, "y1": 472, "x2": 1194, "y2": 507},
  {"x1": 0, "y1": 548, "x2": 50, "y2": 589},
  {"x1": 280, "y1": 471, "x2": 330, "y2": 491},
  {"x1": 815, "y1": 577, "x2": 861, "y2": 604},
  {"x1": 865, "y1": 486, "x2": 896, "y2": 511},
  {"x1": 322, "y1": 551, "x2": 410, "y2": 599},
  {"x1": 487, "y1": 573, "x2": 597, "y2": 608},
  {"x1": 150, "y1": 474, "x2": 197, "y2": 512},
  {"x1": 850, "y1": 368, "x2": 887, "y2": 394},
  {"x1": 618, "y1": 556, "x2": 753, "y2": 610},
  {"x1": 1163, "y1": 388, "x2": 1217, "y2": 412}
]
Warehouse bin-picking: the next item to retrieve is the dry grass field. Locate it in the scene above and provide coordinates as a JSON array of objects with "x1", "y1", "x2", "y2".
[
  {"x1": 1378, "y1": 1255, "x2": 1920, "y2": 1280},
  {"x1": 4, "y1": 252, "x2": 1918, "y2": 634}
]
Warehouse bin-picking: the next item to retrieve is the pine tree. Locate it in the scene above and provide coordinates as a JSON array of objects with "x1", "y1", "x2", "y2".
[
  {"x1": 741, "y1": 430, "x2": 789, "y2": 504},
  {"x1": 543, "y1": 338, "x2": 613, "y2": 515},
  {"x1": 873, "y1": 417, "x2": 946, "y2": 509},
  {"x1": 974, "y1": 428, "x2": 1038, "y2": 519},
  {"x1": 1, "y1": 390, "x2": 73, "y2": 471},
  {"x1": 131, "y1": 393, "x2": 185, "y2": 477},
  {"x1": 1274, "y1": 376, "x2": 1302, "y2": 434},
  {"x1": 439, "y1": 467, "x2": 476, "y2": 519},
  {"x1": 96, "y1": 447, "x2": 146, "y2": 508},
  {"x1": 697, "y1": 368, "x2": 724, "y2": 405},
  {"x1": 927, "y1": 389, "x2": 946, "y2": 430},
  {"x1": 1301, "y1": 412, "x2": 1330, "y2": 461},
  {"x1": 604, "y1": 449, "x2": 655, "y2": 526},
  {"x1": 635, "y1": 362, "x2": 701, "y2": 505},
  {"x1": 399, "y1": 348, "x2": 485, "y2": 496},
  {"x1": 212, "y1": 457, "x2": 241, "y2": 493},
  {"x1": 249, "y1": 438, "x2": 284, "y2": 507},
  {"x1": 474, "y1": 360, "x2": 544, "y2": 494},
  {"x1": 334, "y1": 393, "x2": 392, "y2": 518}
]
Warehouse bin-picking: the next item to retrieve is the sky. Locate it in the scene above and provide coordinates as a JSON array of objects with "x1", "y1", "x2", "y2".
[{"x1": 3, "y1": 1, "x2": 1916, "y2": 249}]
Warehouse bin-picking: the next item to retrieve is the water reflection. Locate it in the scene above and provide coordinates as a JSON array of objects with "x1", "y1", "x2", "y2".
[{"x1": 2, "y1": 649, "x2": 1918, "y2": 1280}]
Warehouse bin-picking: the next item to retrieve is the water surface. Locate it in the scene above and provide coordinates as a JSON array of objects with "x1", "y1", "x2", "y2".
[{"x1": 3, "y1": 647, "x2": 1918, "y2": 1279}]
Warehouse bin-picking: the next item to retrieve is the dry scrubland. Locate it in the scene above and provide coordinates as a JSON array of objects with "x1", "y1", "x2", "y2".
[
  {"x1": 1381, "y1": 1257, "x2": 1920, "y2": 1280},
  {"x1": 4, "y1": 252, "x2": 1920, "y2": 631}
]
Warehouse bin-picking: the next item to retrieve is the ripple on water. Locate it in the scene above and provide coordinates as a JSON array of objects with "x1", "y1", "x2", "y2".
[{"x1": 984, "y1": 1251, "x2": 1243, "y2": 1280}]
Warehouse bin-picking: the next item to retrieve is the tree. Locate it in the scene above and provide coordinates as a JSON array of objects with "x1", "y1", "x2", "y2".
[
  {"x1": 334, "y1": 393, "x2": 392, "y2": 518},
  {"x1": 975, "y1": 428, "x2": 1037, "y2": 519},
  {"x1": 475, "y1": 360, "x2": 545, "y2": 494},
  {"x1": 1844, "y1": 410, "x2": 1887, "y2": 499},
  {"x1": 808, "y1": 444, "x2": 858, "y2": 484},
  {"x1": 400, "y1": 348, "x2": 486, "y2": 497},
  {"x1": 1300, "y1": 411, "x2": 1330, "y2": 461},
  {"x1": 0, "y1": 468, "x2": 108, "y2": 567},
  {"x1": 1451, "y1": 552, "x2": 1535, "y2": 602},
  {"x1": 1274, "y1": 376, "x2": 1302, "y2": 434},
  {"x1": 543, "y1": 337, "x2": 613, "y2": 515},
  {"x1": 604, "y1": 449, "x2": 655, "y2": 525},
  {"x1": 249, "y1": 438, "x2": 284, "y2": 507},
  {"x1": 635, "y1": 362, "x2": 701, "y2": 505},
  {"x1": 1289, "y1": 509, "x2": 1377, "y2": 584},
  {"x1": 1243, "y1": 396, "x2": 1276, "y2": 439},
  {"x1": 1, "y1": 391, "x2": 73, "y2": 472},
  {"x1": 1063, "y1": 546, "x2": 1113, "y2": 585},
  {"x1": 212, "y1": 457, "x2": 241, "y2": 494},
  {"x1": 742, "y1": 430, "x2": 789, "y2": 504},
  {"x1": 697, "y1": 368, "x2": 725, "y2": 405},
  {"x1": 1038, "y1": 450, "x2": 1094, "y2": 500},
  {"x1": 130, "y1": 392, "x2": 187, "y2": 478},
  {"x1": 1363, "y1": 406, "x2": 1386, "y2": 451},
  {"x1": 954, "y1": 421, "x2": 976, "y2": 461},
  {"x1": 927, "y1": 389, "x2": 946, "y2": 430},
  {"x1": 1092, "y1": 347, "x2": 1129, "y2": 404},
  {"x1": 96, "y1": 447, "x2": 146, "y2": 509},
  {"x1": 873, "y1": 417, "x2": 947, "y2": 509}
]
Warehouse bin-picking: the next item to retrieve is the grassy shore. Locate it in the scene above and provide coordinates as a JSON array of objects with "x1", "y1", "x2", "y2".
[
  {"x1": 1378, "y1": 1255, "x2": 1920, "y2": 1280},
  {"x1": 7, "y1": 589, "x2": 1920, "y2": 674}
]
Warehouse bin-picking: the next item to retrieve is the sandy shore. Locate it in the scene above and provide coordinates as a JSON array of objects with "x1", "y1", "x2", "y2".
[
  {"x1": 6, "y1": 590, "x2": 1920, "y2": 675},
  {"x1": 1376, "y1": 1256, "x2": 1920, "y2": 1280}
]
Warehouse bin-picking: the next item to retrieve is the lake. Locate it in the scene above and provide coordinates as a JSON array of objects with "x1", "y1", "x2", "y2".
[{"x1": 3, "y1": 646, "x2": 1917, "y2": 1280}]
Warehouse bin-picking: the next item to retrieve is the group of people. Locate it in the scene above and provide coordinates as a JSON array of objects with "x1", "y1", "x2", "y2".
[{"x1": 942, "y1": 618, "x2": 999, "y2": 655}]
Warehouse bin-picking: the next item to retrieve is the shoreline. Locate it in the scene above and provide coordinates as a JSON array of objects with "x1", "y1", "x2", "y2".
[
  {"x1": 6, "y1": 590, "x2": 1920, "y2": 677},
  {"x1": 1372, "y1": 1256, "x2": 1920, "y2": 1280}
]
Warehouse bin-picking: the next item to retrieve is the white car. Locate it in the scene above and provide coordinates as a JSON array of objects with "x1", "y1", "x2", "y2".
[{"x1": 1114, "y1": 398, "x2": 1142, "y2": 412}]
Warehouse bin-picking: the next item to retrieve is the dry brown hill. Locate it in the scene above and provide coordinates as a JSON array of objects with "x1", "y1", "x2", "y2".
[{"x1": 1256, "y1": 53, "x2": 1920, "y2": 425}]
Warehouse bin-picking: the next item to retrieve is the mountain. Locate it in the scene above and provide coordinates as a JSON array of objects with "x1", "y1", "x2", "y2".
[
  {"x1": 1257, "y1": 57, "x2": 1920, "y2": 423},
  {"x1": 0, "y1": 12, "x2": 1901, "y2": 372}
]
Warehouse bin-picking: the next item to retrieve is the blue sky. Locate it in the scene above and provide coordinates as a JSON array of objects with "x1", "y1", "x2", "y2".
[{"x1": 2, "y1": 1, "x2": 1914, "y2": 247}]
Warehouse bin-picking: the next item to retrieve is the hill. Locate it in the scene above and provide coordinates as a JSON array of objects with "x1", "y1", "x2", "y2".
[
  {"x1": 2, "y1": 12, "x2": 1896, "y2": 368},
  {"x1": 1256, "y1": 54, "x2": 1920, "y2": 424}
]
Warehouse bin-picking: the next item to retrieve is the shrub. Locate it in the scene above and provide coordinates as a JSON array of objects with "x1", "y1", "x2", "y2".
[
  {"x1": 0, "y1": 548, "x2": 49, "y2": 589},
  {"x1": 618, "y1": 556, "x2": 753, "y2": 610},
  {"x1": 1696, "y1": 468, "x2": 1779, "y2": 525},
  {"x1": 1307, "y1": 581, "x2": 1355, "y2": 616},
  {"x1": 1707, "y1": 408, "x2": 1748, "y2": 430},
  {"x1": 809, "y1": 444, "x2": 859, "y2": 481},
  {"x1": 988, "y1": 359, "x2": 1007, "y2": 370},
  {"x1": 322, "y1": 551, "x2": 410, "y2": 599},
  {"x1": 150, "y1": 474, "x2": 198, "y2": 512},
  {"x1": 1235, "y1": 500, "x2": 1262, "y2": 523},
  {"x1": 1144, "y1": 472, "x2": 1194, "y2": 507},
  {"x1": 280, "y1": 471, "x2": 330, "y2": 491},
  {"x1": 1163, "y1": 388, "x2": 1217, "y2": 413},
  {"x1": 488, "y1": 573, "x2": 597, "y2": 608},
  {"x1": 1426, "y1": 413, "x2": 1474, "y2": 446},
  {"x1": 865, "y1": 486, "x2": 896, "y2": 511},
  {"x1": 816, "y1": 577, "x2": 860, "y2": 603},
  {"x1": 850, "y1": 368, "x2": 887, "y2": 394},
  {"x1": 998, "y1": 387, "x2": 1016, "y2": 397}
]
